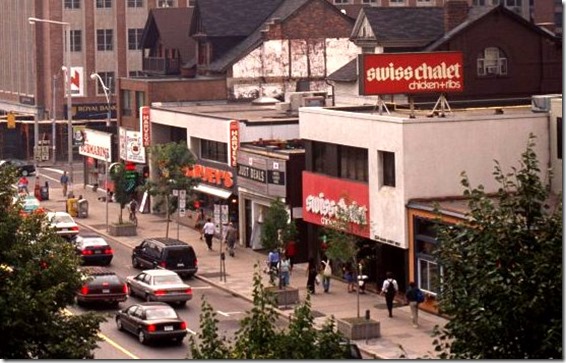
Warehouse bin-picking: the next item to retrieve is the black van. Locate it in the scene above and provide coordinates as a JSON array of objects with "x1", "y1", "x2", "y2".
[{"x1": 131, "y1": 238, "x2": 198, "y2": 278}]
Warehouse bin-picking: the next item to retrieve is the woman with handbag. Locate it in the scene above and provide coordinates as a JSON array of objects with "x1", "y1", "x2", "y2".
[{"x1": 320, "y1": 254, "x2": 332, "y2": 293}]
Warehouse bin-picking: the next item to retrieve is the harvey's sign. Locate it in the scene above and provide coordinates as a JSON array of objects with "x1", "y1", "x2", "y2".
[
  {"x1": 302, "y1": 171, "x2": 369, "y2": 238},
  {"x1": 359, "y1": 51, "x2": 464, "y2": 95}
]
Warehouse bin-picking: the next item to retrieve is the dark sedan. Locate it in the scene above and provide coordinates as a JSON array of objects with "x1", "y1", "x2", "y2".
[
  {"x1": 115, "y1": 302, "x2": 187, "y2": 345},
  {"x1": 0, "y1": 159, "x2": 36, "y2": 176},
  {"x1": 76, "y1": 267, "x2": 128, "y2": 307},
  {"x1": 72, "y1": 234, "x2": 114, "y2": 265}
]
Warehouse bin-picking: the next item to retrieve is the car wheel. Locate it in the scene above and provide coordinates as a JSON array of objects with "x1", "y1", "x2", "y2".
[
  {"x1": 22, "y1": 170, "x2": 28, "y2": 176},
  {"x1": 177, "y1": 301, "x2": 187, "y2": 307},
  {"x1": 116, "y1": 317, "x2": 123, "y2": 331},
  {"x1": 138, "y1": 330, "x2": 147, "y2": 345},
  {"x1": 132, "y1": 256, "x2": 140, "y2": 269},
  {"x1": 128, "y1": 284, "x2": 135, "y2": 297}
]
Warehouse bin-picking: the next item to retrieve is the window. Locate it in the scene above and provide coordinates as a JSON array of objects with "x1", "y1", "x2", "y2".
[
  {"x1": 201, "y1": 139, "x2": 228, "y2": 163},
  {"x1": 379, "y1": 151, "x2": 395, "y2": 187},
  {"x1": 94, "y1": 72, "x2": 115, "y2": 95},
  {"x1": 477, "y1": 47, "x2": 507, "y2": 76},
  {"x1": 129, "y1": 71, "x2": 144, "y2": 77},
  {"x1": 416, "y1": 0, "x2": 433, "y2": 5},
  {"x1": 97, "y1": 29, "x2": 113, "y2": 51},
  {"x1": 313, "y1": 142, "x2": 327, "y2": 174},
  {"x1": 135, "y1": 91, "x2": 146, "y2": 110},
  {"x1": 121, "y1": 90, "x2": 132, "y2": 116},
  {"x1": 414, "y1": 218, "x2": 442, "y2": 295},
  {"x1": 338, "y1": 145, "x2": 368, "y2": 182},
  {"x1": 70, "y1": 30, "x2": 82, "y2": 52},
  {"x1": 389, "y1": 0, "x2": 405, "y2": 5},
  {"x1": 157, "y1": 0, "x2": 174, "y2": 7},
  {"x1": 128, "y1": 28, "x2": 143, "y2": 50},
  {"x1": 362, "y1": 0, "x2": 377, "y2": 3},
  {"x1": 96, "y1": 0, "x2": 112, "y2": 8},
  {"x1": 127, "y1": 0, "x2": 143, "y2": 7},
  {"x1": 64, "y1": 0, "x2": 81, "y2": 9},
  {"x1": 333, "y1": 0, "x2": 350, "y2": 4}
]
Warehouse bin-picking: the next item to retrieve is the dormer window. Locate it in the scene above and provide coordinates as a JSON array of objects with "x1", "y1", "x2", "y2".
[{"x1": 477, "y1": 47, "x2": 508, "y2": 76}]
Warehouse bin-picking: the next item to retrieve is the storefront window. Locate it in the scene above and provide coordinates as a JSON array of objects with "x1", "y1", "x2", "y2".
[
  {"x1": 414, "y1": 217, "x2": 442, "y2": 295},
  {"x1": 201, "y1": 139, "x2": 228, "y2": 163}
]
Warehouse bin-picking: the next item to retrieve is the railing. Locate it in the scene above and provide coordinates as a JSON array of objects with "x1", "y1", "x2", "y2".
[{"x1": 142, "y1": 57, "x2": 181, "y2": 75}]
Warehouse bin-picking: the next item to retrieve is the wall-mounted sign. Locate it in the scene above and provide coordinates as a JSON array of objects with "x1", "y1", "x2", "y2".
[
  {"x1": 78, "y1": 129, "x2": 111, "y2": 162},
  {"x1": 72, "y1": 103, "x2": 117, "y2": 120},
  {"x1": 237, "y1": 150, "x2": 287, "y2": 198},
  {"x1": 126, "y1": 131, "x2": 146, "y2": 163},
  {"x1": 185, "y1": 163, "x2": 234, "y2": 189},
  {"x1": 119, "y1": 128, "x2": 127, "y2": 160},
  {"x1": 229, "y1": 121, "x2": 239, "y2": 167},
  {"x1": 140, "y1": 106, "x2": 151, "y2": 147},
  {"x1": 302, "y1": 171, "x2": 369, "y2": 238},
  {"x1": 19, "y1": 96, "x2": 35, "y2": 105},
  {"x1": 358, "y1": 51, "x2": 464, "y2": 95},
  {"x1": 70, "y1": 66, "x2": 84, "y2": 97}
]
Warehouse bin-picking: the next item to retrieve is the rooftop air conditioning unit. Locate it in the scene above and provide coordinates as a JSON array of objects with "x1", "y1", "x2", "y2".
[{"x1": 531, "y1": 94, "x2": 561, "y2": 113}]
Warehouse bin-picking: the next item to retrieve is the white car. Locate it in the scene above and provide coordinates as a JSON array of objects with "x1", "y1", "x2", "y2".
[
  {"x1": 46, "y1": 211, "x2": 79, "y2": 239},
  {"x1": 126, "y1": 269, "x2": 193, "y2": 307}
]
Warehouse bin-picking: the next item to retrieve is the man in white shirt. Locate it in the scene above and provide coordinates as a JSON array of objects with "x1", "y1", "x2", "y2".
[{"x1": 201, "y1": 218, "x2": 215, "y2": 251}]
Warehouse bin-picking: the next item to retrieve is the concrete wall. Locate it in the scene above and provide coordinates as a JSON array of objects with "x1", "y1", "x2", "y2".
[
  {"x1": 549, "y1": 97, "x2": 563, "y2": 194},
  {"x1": 300, "y1": 107, "x2": 550, "y2": 249}
]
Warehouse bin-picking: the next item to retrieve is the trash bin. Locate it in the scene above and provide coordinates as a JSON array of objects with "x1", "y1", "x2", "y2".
[
  {"x1": 67, "y1": 197, "x2": 78, "y2": 217},
  {"x1": 77, "y1": 199, "x2": 89, "y2": 218},
  {"x1": 40, "y1": 183, "x2": 49, "y2": 201}
]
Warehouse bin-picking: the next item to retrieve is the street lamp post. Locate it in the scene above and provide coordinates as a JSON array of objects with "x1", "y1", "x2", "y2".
[
  {"x1": 28, "y1": 17, "x2": 73, "y2": 193},
  {"x1": 90, "y1": 73, "x2": 111, "y2": 126}
]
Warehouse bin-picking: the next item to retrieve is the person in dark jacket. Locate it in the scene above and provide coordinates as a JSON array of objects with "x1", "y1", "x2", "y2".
[
  {"x1": 306, "y1": 258, "x2": 318, "y2": 294},
  {"x1": 405, "y1": 281, "x2": 421, "y2": 327}
]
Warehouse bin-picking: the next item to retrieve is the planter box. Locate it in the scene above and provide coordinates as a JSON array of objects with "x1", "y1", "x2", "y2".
[
  {"x1": 108, "y1": 223, "x2": 137, "y2": 237},
  {"x1": 337, "y1": 317, "x2": 381, "y2": 340},
  {"x1": 265, "y1": 286, "x2": 299, "y2": 306}
]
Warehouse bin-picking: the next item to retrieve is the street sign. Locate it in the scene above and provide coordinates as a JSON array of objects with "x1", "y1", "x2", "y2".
[{"x1": 179, "y1": 190, "x2": 186, "y2": 217}]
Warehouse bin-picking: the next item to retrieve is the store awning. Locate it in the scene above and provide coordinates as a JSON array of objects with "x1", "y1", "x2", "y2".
[{"x1": 193, "y1": 183, "x2": 232, "y2": 199}]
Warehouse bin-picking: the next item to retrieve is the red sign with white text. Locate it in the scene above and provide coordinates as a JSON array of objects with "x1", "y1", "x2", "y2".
[
  {"x1": 140, "y1": 106, "x2": 151, "y2": 147},
  {"x1": 302, "y1": 171, "x2": 370, "y2": 238},
  {"x1": 229, "y1": 121, "x2": 239, "y2": 167},
  {"x1": 358, "y1": 52, "x2": 464, "y2": 95}
]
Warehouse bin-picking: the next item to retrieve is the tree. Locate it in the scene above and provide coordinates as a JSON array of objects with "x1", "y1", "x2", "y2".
[
  {"x1": 322, "y1": 194, "x2": 369, "y2": 318},
  {"x1": 432, "y1": 135, "x2": 562, "y2": 359},
  {"x1": 0, "y1": 167, "x2": 105, "y2": 358},
  {"x1": 188, "y1": 297, "x2": 231, "y2": 359},
  {"x1": 109, "y1": 162, "x2": 133, "y2": 225},
  {"x1": 260, "y1": 198, "x2": 297, "y2": 252},
  {"x1": 140, "y1": 141, "x2": 198, "y2": 239}
]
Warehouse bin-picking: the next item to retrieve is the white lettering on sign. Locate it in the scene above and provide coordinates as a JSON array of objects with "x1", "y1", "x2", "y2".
[
  {"x1": 229, "y1": 121, "x2": 239, "y2": 167},
  {"x1": 305, "y1": 193, "x2": 367, "y2": 225},
  {"x1": 140, "y1": 106, "x2": 151, "y2": 147},
  {"x1": 366, "y1": 62, "x2": 462, "y2": 82}
]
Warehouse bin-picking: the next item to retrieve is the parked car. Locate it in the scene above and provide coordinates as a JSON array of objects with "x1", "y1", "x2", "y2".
[
  {"x1": 0, "y1": 159, "x2": 36, "y2": 176},
  {"x1": 126, "y1": 269, "x2": 192, "y2": 306},
  {"x1": 12, "y1": 194, "x2": 44, "y2": 216},
  {"x1": 131, "y1": 238, "x2": 198, "y2": 279},
  {"x1": 46, "y1": 211, "x2": 79, "y2": 239},
  {"x1": 72, "y1": 234, "x2": 114, "y2": 265},
  {"x1": 76, "y1": 267, "x2": 128, "y2": 307},
  {"x1": 115, "y1": 302, "x2": 187, "y2": 345}
]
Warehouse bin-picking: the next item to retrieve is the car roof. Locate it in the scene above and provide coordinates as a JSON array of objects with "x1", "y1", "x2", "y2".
[
  {"x1": 138, "y1": 302, "x2": 172, "y2": 309},
  {"x1": 147, "y1": 237, "x2": 190, "y2": 247},
  {"x1": 141, "y1": 269, "x2": 179, "y2": 276}
]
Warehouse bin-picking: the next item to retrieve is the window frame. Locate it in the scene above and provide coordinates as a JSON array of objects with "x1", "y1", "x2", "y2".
[
  {"x1": 94, "y1": 72, "x2": 115, "y2": 95},
  {"x1": 64, "y1": 0, "x2": 81, "y2": 9},
  {"x1": 127, "y1": 0, "x2": 143, "y2": 7},
  {"x1": 477, "y1": 47, "x2": 508, "y2": 77},
  {"x1": 70, "y1": 30, "x2": 82, "y2": 52},
  {"x1": 96, "y1": 0, "x2": 112, "y2": 8},
  {"x1": 96, "y1": 29, "x2": 114, "y2": 51},
  {"x1": 128, "y1": 28, "x2": 143, "y2": 50},
  {"x1": 379, "y1": 151, "x2": 396, "y2": 187},
  {"x1": 201, "y1": 139, "x2": 228, "y2": 164},
  {"x1": 121, "y1": 90, "x2": 132, "y2": 117},
  {"x1": 157, "y1": 0, "x2": 174, "y2": 7},
  {"x1": 338, "y1": 145, "x2": 368, "y2": 182}
]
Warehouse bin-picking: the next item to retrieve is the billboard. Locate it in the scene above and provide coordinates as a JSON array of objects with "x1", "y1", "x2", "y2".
[{"x1": 358, "y1": 52, "x2": 464, "y2": 95}]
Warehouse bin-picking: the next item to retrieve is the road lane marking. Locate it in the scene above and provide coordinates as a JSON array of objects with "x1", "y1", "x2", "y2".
[
  {"x1": 217, "y1": 310, "x2": 242, "y2": 317},
  {"x1": 98, "y1": 332, "x2": 140, "y2": 360},
  {"x1": 63, "y1": 308, "x2": 140, "y2": 359}
]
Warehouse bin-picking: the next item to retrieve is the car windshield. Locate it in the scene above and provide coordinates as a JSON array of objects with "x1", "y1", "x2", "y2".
[
  {"x1": 145, "y1": 307, "x2": 178, "y2": 320},
  {"x1": 53, "y1": 214, "x2": 74, "y2": 224},
  {"x1": 82, "y1": 238, "x2": 108, "y2": 247},
  {"x1": 154, "y1": 275, "x2": 182, "y2": 285}
]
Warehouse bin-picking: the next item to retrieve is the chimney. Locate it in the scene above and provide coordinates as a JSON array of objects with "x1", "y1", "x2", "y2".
[{"x1": 444, "y1": 0, "x2": 469, "y2": 33}]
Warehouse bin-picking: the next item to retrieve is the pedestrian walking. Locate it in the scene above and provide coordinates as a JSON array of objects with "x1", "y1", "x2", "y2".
[
  {"x1": 285, "y1": 239, "x2": 297, "y2": 271},
  {"x1": 320, "y1": 254, "x2": 332, "y2": 293},
  {"x1": 405, "y1": 281, "x2": 423, "y2": 328},
  {"x1": 306, "y1": 258, "x2": 318, "y2": 294},
  {"x1": 202, "y1": 218, "x2": 215, "y2": 251},
  {"x1": 278, "y1": 254, "x2": 291, "y2": 287},
  {"x1": 17, "y1": 176, "x2": 29, "y2": 194},
  {"x1": 60, "y1": 171, "x2": 69, "y2": 197},
  {"x1": 381, "y1": 271, "x2": 399, "y2": 318},
  {"x1": 343, "y1": 263, "x2": 355, "y2": 293},
  {"x1": 224, "y1": 222, "x2": 237, "y2": 257},
  {"x1": 357, "y1": 259, "x2": 368, "y2": 294}
]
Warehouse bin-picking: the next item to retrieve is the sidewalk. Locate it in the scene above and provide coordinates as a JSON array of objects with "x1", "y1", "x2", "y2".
[{"x1": 39, "y1": 177, "x2": 447, "y2": 359}]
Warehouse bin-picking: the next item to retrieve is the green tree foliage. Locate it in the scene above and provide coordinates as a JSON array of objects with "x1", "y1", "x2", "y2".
[
  {"x1": 322, "y1": 194, "x2": 368, "y2": 318},
  {"x1": 188, "y1": 297, "x2": 231, "y2": 359},
  {"x1": 432, "y1": 135, "x2": 562, "y2": 359},
  {"x1": 0, "y1": 167, "x2": 105, "y2": 358},
  {"x1": 188, "y1": 264, "x2": 349, "y2": 359},
  {"x1": 260, "y1": 198, "x2": 297, "y2": 252},
  {"x1": 109, "y1": 163, "x2": 131, "y2": 224},
  {"x1": 141, "y1": 141, "x2": 197, "y2": 238}
]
